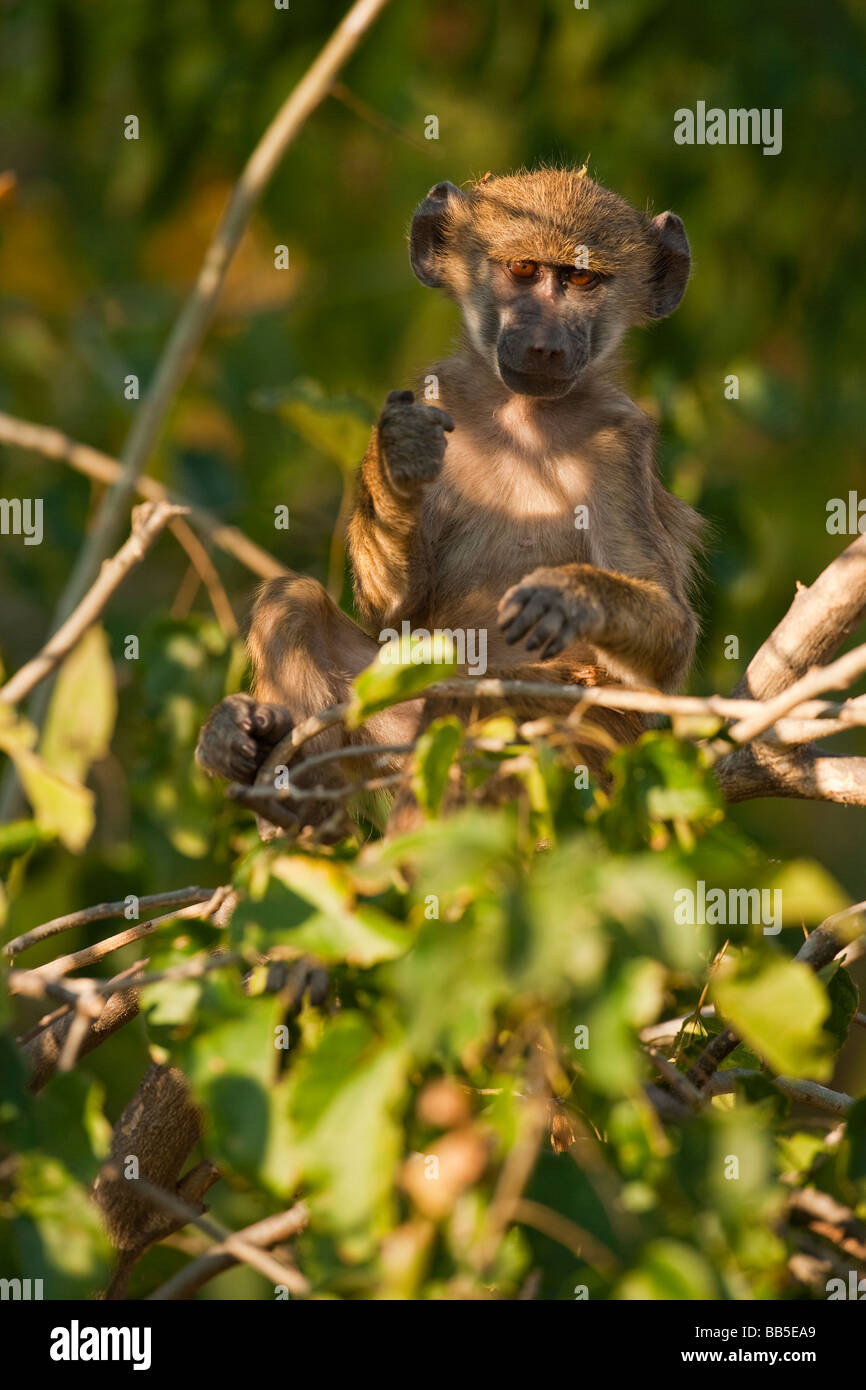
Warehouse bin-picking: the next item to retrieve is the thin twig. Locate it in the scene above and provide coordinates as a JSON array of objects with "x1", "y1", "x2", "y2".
[
  {"x1": 167, "y1": 516, "x2": 238, "y2": 637},
  {"x1": 15, "y1": 886, "x2": 233, "y2": 987},
  {"x1": 645, "y1": 1047, "x2": 702, "y2": 1109},
  {"x1": 429, "y1": 677, "x2": 866, "y2": 734},
  {"x1": 0, "y1": 410, "x2": 286, "y2": 581},
  {"x1": 148, "y1": 1204, "x2": 309, "y2": 1301},
  {"x1": 710, "y1": 1071, "x2": 854, "y2": 1117},
  {"x1": 5, "y1": 885, "x2": 216, "y2": 959},
  {"x1": 102, "y1": 1167, "x2": 309, "y2": 1295},
  {"x1": 729, "y1": 642, "x2": 866, "y2": 744},
  {"x1": 329, "y1": 81, "x2": 431, "y2": 152},
  {"x1": 513, "y1": 1199, "x2": 619, "y2": 1277}
]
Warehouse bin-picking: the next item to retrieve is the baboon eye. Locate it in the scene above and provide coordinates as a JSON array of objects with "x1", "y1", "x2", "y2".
[
  {"x1": 568, "y1": 267, "x2": 598, "y2": 288},
  {"x1": 507, "y1": 259, "x2": 538, "y2": 279}
]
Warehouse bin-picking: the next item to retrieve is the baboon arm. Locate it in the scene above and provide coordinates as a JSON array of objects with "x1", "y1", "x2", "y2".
[
  {"x1": 560, "y1": 563, "x2": 697, "y2": 691},
  {"x1": 347, "y1": 427, "x2": 430, "y2": 631}
]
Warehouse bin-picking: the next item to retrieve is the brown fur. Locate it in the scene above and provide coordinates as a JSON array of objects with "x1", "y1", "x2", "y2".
[{"x1": 196, "y1": 167, "x2": 704, "y2": 830}]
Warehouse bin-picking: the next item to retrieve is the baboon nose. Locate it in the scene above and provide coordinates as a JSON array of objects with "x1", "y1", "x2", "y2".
[{"x1": 526, "y1": 345, "x2": 566, "y2": 366}]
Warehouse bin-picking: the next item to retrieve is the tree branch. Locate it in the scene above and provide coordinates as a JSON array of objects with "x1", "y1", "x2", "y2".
[
  {"x1": 735, "y1": 534, "x2": 866, "y2": 701},
  {"x1": 22, "y1": 972, "x2": 141, "y2": 1092},
  {"x1": 0, "y1": 410, "x2": 287, "y2": 581},
  {"x1": 5, "y1": 885, "x2": 217, "y2": 960},
  {"x1": 12, "y1": 886, "x2": 233, "y2": 988},
  {"x1": 0, "y1": 0, "x2": 392, "y2": 819},
  {"x1": 716, "y1": 743, "x2": 866, "y2": 807},
  {"x1": 147, "y1": 1204, "x2": 309, "y2": 1301},
  {"x1": 709, "y1": 1070, "x2": 854, "y2": 1117},
  {"x1": 167, "y1": 516, "x2": 238, "y2": 637}
]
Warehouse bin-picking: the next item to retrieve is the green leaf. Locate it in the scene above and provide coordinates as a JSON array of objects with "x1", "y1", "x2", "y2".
[
  {"x1": 40, "y1": 625, "x2": 116, "y2": 783},
  {"x1": 10, "y1": 1154, "x2": 112, "y2": 1298},
  {"x1": 412, "y1": 716, "x2": 462, "y2": 816},
  {"x1": 735, "y1": 1072, "x2": 791, "y2": 1119},
  {"x1": 598, "y1": 732, "x2": 722, "y2": 850},
  {"x1": 581, "y1": 960, "x2": 666, "y2": 1095},
  {"x1": 254, "y1": 378, "x2": 374, "y2": 474},
  {"x1": 173, "y1": 975, "x2": 299, "y2": 1197},
  {"x1": 290, "y1": 1013, "x2": 406, "y2": 1237},
  {"x1": 390, "y1": 899, "x2": 509, "y2": 1062},
  {"x1": 818, "y1": 962, "x2": 858, "y2": 1052},
  {"x1": 0, "y1": 818, "x2": 49, "y2": 857},
  {"x1": 615, "y1": 1240, "x2": 718, "y2": 1300},
  {"x1": 234, "y1": 853, "x2": 411, "y2": 965},
  {"x1": 12, "y1": 748, "x2": 94, "y2": 852},
  {"x1": 0, "y1": 705, "x2": 94, "y2": 851},
  {"x1": 712, "y1": 954, "x2": 834, "y2": 1079},
  {"x1": 766, "y1": 860, "x2": 851, "y2": 927},
  {"x1": 346, "y1": 636, "x2": 458, "y2": 727}
]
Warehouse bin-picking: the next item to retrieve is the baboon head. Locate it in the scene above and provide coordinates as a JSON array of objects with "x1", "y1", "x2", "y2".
[{"x1": 410, "y1": 167, "x2": 690, "y2": 399}]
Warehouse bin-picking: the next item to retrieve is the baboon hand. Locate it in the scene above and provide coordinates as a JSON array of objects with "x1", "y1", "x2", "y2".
[
  {"x1": 195, "y1": 694, "x2": 294, "y2": 784},
  {"x1": 498, "y1": 568, "x2": 604, "y2": 660},
  {"x1": 378, "y1": 389, "x2": 454, "y2": 493}
]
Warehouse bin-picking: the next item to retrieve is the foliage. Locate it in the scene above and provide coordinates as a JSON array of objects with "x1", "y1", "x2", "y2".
[
  {"x1": 1, "y1": 0, "x2": 865, "y2": 1302},
  {"x1": 3, "y1": 645, "x2": 863, "y2": 1299}
]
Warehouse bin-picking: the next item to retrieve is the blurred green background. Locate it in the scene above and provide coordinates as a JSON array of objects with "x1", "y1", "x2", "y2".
[{"x1": 0, "y1": 0, "x2": 864, "y2": 943}]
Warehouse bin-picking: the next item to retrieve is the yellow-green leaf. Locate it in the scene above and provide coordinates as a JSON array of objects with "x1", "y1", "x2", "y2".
[
  {"x1": 712, "y1": 954, "x2": 834, "y2": 1079},
  {"x1": 346, "y1": 635, "x2": 458, "y2": 728},
  {"x1": 41, "y1": 625, "x2": 117, "y2": 783}
]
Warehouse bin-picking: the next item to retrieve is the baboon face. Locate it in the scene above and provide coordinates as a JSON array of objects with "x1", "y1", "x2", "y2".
[{"x1": 410, "y1": 168, "x2": 690, "y2": 399}]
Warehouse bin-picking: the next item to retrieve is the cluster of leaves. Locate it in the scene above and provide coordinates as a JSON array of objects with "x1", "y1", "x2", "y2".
[
  {"x1": 2, "y1": 0, "x2": 866, "y2": 1301},
  {"x1": 2, "y1": 640, "x2": 863, "y2": 1300}
]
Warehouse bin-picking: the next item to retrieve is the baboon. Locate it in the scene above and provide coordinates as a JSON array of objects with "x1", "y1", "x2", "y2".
[{"x1": 197, "y1": 167, "x2": 703, "y2": 830}]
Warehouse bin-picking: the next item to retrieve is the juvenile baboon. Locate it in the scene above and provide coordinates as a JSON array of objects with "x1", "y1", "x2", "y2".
[{"x1": 197, "y1": 167, "x2": 703, "y2": 828}]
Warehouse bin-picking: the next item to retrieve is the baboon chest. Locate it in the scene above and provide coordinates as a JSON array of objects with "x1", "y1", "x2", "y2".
[{"x1": 421, "y1": 434, "x2": 627, "y2": 615}]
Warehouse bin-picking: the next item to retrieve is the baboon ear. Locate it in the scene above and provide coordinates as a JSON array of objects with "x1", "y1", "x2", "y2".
[
  {"x1": 646, "y1": 211, "x2": 691, "y2": 318},
  {"x1": 410, "y1": 181, "x2": 464, "y2": 288}
]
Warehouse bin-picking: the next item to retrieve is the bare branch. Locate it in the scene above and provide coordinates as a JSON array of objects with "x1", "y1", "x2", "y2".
[
  {"x1": 14, "y1": 886, "x2": 234, "y2": 988},
  {"x1": 167, "y1": 516, "x2": 238, "y2": 637},
  {"x1": 716, "y1": 742, "x2": 866, "y2": 807},
  {"x1": 147, "y1": 1204, "x2": 309, "y2": 1301},
  {"x1": 735, "y1": 534, "x2": 866, "y2": 701},
  {"x1": 22, "y1": 970, "x2": 141, "y2": 1093},
  {"x1": 430, "y1": 677, "x2": 866, "y2": 734},
  {"x1": 729, "y1": 641, "x2": 866, "y2": 744},
  {"x1": 0, "y1": 501, "x2": 184, "y2": 707},
  {"x1": 710, "y1": 1071, "x2": 854, "y2": 1117},
  {"x1": 644, "y1": 1046, "x2": 703, "y2": 1109},
  {"x1": 100, "y1": 1158, "x2": 309, "y2": 1297},
  {"x1": 5, "y1": 885, "x2": 217, "y2": 959},
  {"x1": 512, "y1": 1199, "x2": 619, "y2": 1277}
]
